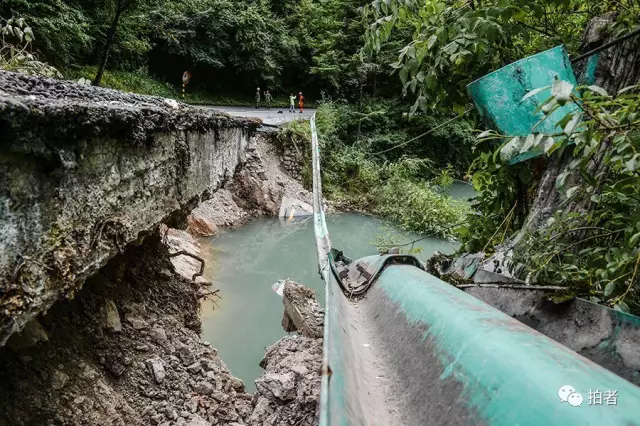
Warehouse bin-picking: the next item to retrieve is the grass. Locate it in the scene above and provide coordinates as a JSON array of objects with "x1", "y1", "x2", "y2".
[
  {"x1": 64, "y1": 66, "x2": 178, "y2": 98},
  {"x1": 63, "y1": 66, "x2": 318, "y2": 107}
]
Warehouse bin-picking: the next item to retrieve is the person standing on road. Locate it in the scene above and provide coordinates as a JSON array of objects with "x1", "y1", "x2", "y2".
[
  {"x1": 289, "y1": 93, "x2": 296, "y2": 113},
  {"x1": 265, "y1": 89, "x2": 272, "y2": 110},
  {"x1": 255, "y1": 87, "x2": 261, "y2": 109},
  {"x1": 298, "y1": 92, "x2": 305, "y2": 114}
]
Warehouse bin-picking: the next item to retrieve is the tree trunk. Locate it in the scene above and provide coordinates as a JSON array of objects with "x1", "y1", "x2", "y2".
[
  {"x1": 357, "y1": 81, "x2": 363, "y2": 143},
  {"x1": 488, "y1": 14, "x2": 640, "y2": 276},
  {"x1": 93, "y1": 8, "x2": 123, "y2": 87},
  {"x1": 518, "y1": 13, "x2": 640, "y2": 238}
]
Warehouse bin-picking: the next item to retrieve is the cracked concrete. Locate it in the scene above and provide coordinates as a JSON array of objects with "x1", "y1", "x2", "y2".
[{"x1": 0, "y1": 70, "x2": 259, "y2": 345}]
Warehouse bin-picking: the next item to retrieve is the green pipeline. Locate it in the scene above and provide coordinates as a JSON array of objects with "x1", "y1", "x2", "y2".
[{"x1": 376, "y1": 264, "x2": 640, "y2": 425}]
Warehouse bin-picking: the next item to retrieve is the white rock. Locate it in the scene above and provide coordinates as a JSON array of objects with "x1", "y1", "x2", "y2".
[
  {"x1": 125, "y1": 313, "x2": 148, "y2": 330},
  {"x1": 186, "y1": 414, "x2": 209, "y2": 426},
  {"x1": 255, "y1": 372, "x2": 297, "y2": 401},
  {"x1": 163, "y1": 98, "x2": 180, "y2": 109},
  {"x1": 102, "y1": 300, "x2": 122, "y2": 332},
  {"x1": 150, "y1": 326, "x2": 167, "y2": 343},
  {"x1": 146, "y1": 358, "x2": 166, "y2": 384}
]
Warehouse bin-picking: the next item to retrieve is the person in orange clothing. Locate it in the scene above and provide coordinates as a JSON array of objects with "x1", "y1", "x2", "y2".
[{"x1": 298, "y1": 92, "x2": 305, "y2": 114}]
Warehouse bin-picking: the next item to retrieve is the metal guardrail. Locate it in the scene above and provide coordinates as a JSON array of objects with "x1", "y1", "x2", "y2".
[{"x1": 309, "y1": 113, "x2": 640, "y2": 426}]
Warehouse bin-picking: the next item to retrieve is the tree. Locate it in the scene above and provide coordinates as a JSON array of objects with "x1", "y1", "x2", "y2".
[
  {"x1": 93, "y1": 0, "x2": 140, "y2": 86},
  {"x1": 364, "y1": 0, "x2": 610, "y2": 111},
  {"x1": 0, "y1": 0, "x2": 93, "y2": 67}
]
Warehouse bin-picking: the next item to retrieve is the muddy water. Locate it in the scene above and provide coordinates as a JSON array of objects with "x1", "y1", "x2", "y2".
[{"x1": 199, "y1": 183, "x2": 474, "y2": 390}]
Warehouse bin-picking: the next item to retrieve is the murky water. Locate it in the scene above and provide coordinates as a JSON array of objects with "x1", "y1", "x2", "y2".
[{"x1": 199, "y1": 183, "x2": 473, "y2": 390}]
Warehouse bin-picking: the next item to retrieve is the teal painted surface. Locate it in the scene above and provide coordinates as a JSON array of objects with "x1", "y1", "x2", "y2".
[
  {"x1": 323, "y1": 272, "x2": 349, "y2": 426},
  {"x1": 581, "y1": 53, "x2": 600, "y2": 85},
  {"x1": 376, "y1": 264, "x2": 640, "y2": 425},
  {"x1": 467, "y1": 45, "x2": 579, "y2": 164},
  {"x1": 312, "y1": 111, "x2": 350, "y2": 426}
]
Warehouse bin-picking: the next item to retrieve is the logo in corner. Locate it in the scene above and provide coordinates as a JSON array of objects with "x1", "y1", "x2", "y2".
[{"x1": 559, "y1": 385, "x2": 583, "y2": 407}]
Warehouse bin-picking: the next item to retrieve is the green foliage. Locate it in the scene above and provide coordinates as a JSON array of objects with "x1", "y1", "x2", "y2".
[
  {"x1": 457, "y1": 134, "x2": 537, "y2": 254},
  {"x1": 364, "y1": 0, "x2": 623, "y2": 110},
  {"x1": 0, "y1": 15, "x2": 61, "y2": 78},
  {"x1": 372, "y1": 230, "x2": 423, "y2": 255},
  {"x1": 516, "y1": 83, "x2": 640, "y2": 313},
  {"x1": 0, "y1": 0, "x2": 93, "y2": 67},
  {"x1": 361, "y1": 0, "x2": 640, "y2": 315},
  {"x1": 375, "y1": 170, "x2": 470, "y2": 238},
  {"x1": 282, "y1": 101, "x2": 472, "y2": 238},
  {"x1": 0, "y1": 0, "x2": 397, "y2": 100},
  {"x1": 66, "y1": 65, "x2": 321, "y2": 106},
  {"x1": 466, "y1": 80, "x2": 640, "y2": 313},
  {"x1": 65, "y1": 66, "x2": 176, "y2": 98}
]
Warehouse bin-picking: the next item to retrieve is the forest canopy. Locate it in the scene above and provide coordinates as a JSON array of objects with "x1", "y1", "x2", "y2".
[{"x1": 0, "y1": 0, "x2": 405, "y2": 99}]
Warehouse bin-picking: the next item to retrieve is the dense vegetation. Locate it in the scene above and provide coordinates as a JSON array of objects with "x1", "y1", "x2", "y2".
[
  {"x1": 366, "y1": 0, "x2": 640, "y2": 312},
  {"x1": 279, "y1": 101, "x2": 473, "y2": 238},
  {"x1": 2, "y1": 0, "x2": 640, "y2": 312},
  {"x1": 0, "y1": 0, "x2": 402, "y2": 102}
]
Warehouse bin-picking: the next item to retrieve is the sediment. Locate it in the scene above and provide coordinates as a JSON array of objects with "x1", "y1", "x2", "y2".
[
  {"x1": 248, "y1": 281, "x2": 324, "y2": 426},
  {"x1": 0, "y1": 233, "x2": 254, "y2": 426}
]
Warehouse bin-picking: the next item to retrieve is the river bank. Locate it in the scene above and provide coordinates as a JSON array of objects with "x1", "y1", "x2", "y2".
[{"x1": 0, "y1": 70, "x2": 321, "y2": 426}]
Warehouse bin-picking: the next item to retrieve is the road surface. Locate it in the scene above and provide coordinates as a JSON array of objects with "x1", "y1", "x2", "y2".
[{"x1": 199, "y1": 105, "x2": 316, "y2": 127}]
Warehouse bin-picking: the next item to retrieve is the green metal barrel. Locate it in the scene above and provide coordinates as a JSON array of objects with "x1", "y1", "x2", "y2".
[{"x1": 467, "y1": 45, "x2": 578, "y2": 163}]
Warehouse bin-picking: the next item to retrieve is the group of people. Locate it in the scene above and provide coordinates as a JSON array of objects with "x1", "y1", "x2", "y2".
[{"x1": 255, "y1": 87, "x2": 305, "y2": 113}]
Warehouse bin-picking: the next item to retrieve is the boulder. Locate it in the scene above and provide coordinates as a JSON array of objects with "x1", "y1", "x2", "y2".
[
  {"x1": 124, "y1": 313, "x2": 148, "y2": 330},
  {"x1": 187, "y1": 215, "x2": 218, "y2": 237},
  {"x1": 281, "y1": 281, "x2": 324, "y2": 338},
  {"x1": 230, "y1": 377, "x2": 245, "y2": 392},
  {"x1": 150, "y1": 326, "x2": 167, "y2": 343},
  {"x1": 255, "y1": 372, "x2": 297, "y2": 402},
  {"x1": 101, "y1": 299, "x2": 122, "y2": 332},
  {"x1": 186, "y1": 415, "x2": 210, "y2": 426},
  {"x1": 194, "y1": 382, "x2": 214, "y2": 396},
  {"x1": 176, "y1": 343, "x2": 196, "y2": 365}
]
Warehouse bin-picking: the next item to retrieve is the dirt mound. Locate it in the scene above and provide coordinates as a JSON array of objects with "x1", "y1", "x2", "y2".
[
  {"x1": 187, "y1": 133, "x2": 313, "y2": 236},
  {"x1": 0, "y1": 232, "x2": 252, "y2": 426}
]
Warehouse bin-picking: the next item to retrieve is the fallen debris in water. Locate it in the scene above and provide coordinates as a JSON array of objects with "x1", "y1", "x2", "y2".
[
  {"x1": 249, "y1": 280, "x2": 324, "y2": 426},
  {"x1": 280, "y1": 280, "x2": 324, "y2": 339}
]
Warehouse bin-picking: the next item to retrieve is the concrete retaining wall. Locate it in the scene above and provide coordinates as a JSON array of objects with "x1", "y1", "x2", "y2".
[{"x1": 0, "y1": 71, "x2": 258, "y2": 345}]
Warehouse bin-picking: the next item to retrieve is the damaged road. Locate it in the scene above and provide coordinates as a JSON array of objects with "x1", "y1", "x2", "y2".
[
  {"x1": 0, "y1": 232, "x2": 324, "y2": 426},
  {"x1": 0, "y1": 70, "x2": 258, "y2": 345},
  {"x1": 1, "y1": 70, "x2": 323, "y2": 426},
  {"x1": 0, "y1": 232, "x2": 255, "y2": 426}
]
